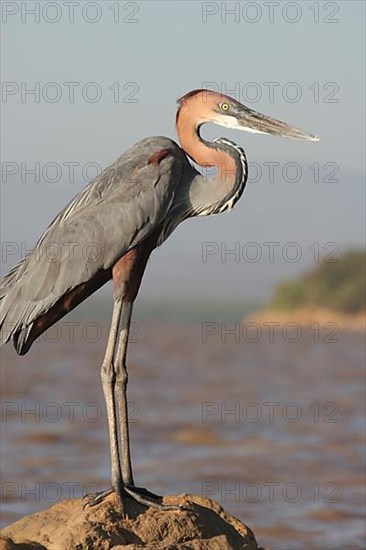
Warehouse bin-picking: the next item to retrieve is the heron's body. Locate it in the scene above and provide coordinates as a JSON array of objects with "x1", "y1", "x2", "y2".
[
  {"x1": 0, "y1": 131, "x2": 248, "y2": 354},
  {"x1": 0, "y1": 136, "x2": 192, "y2": 352},
  {"x1": 0, "y1": 90, "x2": 317, "y2": 514}
]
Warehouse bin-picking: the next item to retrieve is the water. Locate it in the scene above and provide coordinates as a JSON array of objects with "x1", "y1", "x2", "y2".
[{"x1": 0, "y1": 322, "x2": 365, "y2": 549}]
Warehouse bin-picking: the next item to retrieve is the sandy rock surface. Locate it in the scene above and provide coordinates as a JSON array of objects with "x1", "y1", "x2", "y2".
[{"x1": 0, "y1": 493, "x2": 262, "y2": 550}]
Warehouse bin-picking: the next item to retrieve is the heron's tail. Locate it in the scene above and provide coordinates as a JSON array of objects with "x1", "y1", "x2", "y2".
[
  {"x1": 1, "y1": 253, "x2": 111, "y2": 355},
  {"x1": 0, "y1": 256, "x2": 37, "y2": 353}
]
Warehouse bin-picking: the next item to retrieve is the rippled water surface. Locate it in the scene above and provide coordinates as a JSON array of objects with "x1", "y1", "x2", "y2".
[{"x1": 1, "y1": 323, "x2": 365, "y2": 549}]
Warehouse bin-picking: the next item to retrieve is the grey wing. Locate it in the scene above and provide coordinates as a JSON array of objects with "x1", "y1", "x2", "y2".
[{"x1": 0, "y1": 137, "x2": 183, "y2": 347}]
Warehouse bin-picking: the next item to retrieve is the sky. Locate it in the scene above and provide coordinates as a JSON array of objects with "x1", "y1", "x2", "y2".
[{"x1": 1, "y1": 0, "x2": 365, "y2": 302}]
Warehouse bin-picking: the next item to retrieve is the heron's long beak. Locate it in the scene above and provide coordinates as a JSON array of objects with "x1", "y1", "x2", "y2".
[{"x1": 236, "y1": 106, "x2": 319, "y2": 141}]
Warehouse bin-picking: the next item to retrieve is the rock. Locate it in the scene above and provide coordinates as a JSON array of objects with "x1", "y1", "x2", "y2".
[{"x1": 0, "y1": 493, "x2": 262, "y2": 550}]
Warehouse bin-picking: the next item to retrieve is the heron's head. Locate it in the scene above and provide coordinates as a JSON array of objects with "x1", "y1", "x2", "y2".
[{"x1": 177, "y1": 89, "x2": 319, "y2": 141}]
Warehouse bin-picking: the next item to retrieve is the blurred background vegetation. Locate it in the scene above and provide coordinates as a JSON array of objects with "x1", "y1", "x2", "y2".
[{"x1": 269, "y1": 249, "x2": 365, "y2": 313}]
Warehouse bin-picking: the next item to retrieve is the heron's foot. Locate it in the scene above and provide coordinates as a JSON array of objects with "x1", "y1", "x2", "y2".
[
  {"x1": 83, "y1": 484, "x2": 184, "y2": 514},
  {"x1": 124, "y1": 484, "x2": 162, "y2": 500},
  {"x1": 82, "y1": 488, "x2": 114, "y2": 509},
  {"x1": 123, "y1": 484, "x2": 184, "y2": 511}
]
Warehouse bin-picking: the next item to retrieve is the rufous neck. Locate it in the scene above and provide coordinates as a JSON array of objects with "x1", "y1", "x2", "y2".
[{"x1": 176, "y1": 105, "x2": 236, "y2": 180}]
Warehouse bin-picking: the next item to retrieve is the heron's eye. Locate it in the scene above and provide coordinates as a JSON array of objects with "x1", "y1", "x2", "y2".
[{"x1": 220, "y1": 102, "x2": 230, "y2": 111}]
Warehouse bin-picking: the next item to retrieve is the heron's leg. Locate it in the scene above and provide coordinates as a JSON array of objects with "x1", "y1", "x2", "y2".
[
  {"x1": 113, "y1": 300, "x2": 183, "y2": 512},
  {"x1": 84, "y1": 297, "x2": 124, "y2": 510},
  {"x1": 114, "y1": 300, "x2": 134, "y2": 486}
]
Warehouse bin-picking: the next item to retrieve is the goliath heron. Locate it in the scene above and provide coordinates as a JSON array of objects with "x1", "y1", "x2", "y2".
[{"x1": 0, "y1": 90, "x2": 318, "y2": 514}]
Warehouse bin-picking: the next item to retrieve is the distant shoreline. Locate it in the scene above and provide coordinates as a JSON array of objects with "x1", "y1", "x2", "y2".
[{"x1": 245, "y1": 307, "x2": 365, "y2": 332}]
